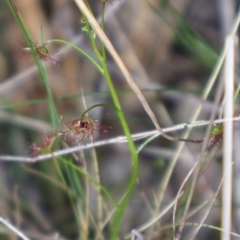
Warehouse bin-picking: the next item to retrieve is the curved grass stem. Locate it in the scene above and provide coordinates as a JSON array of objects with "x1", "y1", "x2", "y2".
[
  {"x1": 6, "y1": 0, "x2": 59, "y2": 129},
  {"x1": 47, "y1": 39, "x2": 104, "y2": 74},
  {"x1": 80, "y1": 6, "x2": 139, "y2": 239}
]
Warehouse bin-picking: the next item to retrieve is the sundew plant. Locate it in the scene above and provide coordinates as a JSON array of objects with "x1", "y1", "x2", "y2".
[{"x1": 1, "y1": 0, "x2": 240, "y2": 240}]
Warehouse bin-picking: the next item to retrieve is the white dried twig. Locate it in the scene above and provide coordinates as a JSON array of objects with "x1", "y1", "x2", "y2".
[
  {"x1": 0, "y1": 215, "x2": 30, "y2": 240},
  {"x1": 0, "y1": 117, "x2": 240, "y2": 163},
  {"x1": 131, "y1": 229, "x2": 144, "y2": 240},
  {"x1": 221, "y1": 35, "x2": 235, "y2": 240}
]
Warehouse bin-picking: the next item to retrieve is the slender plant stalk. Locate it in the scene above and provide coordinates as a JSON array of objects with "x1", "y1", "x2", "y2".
[
  {"x1": 78, "y1": 4, "x2": 139, "y2": 239},
  {"x1": 221, "y1": 36, "x2": 234, "y2": 240},
  {"x1": 6, "y1": 0, "x2": 59, "y2": 129},
  {"x1": 47, "y1": 39, "x2": 104, "y2": 74},
  {"x1": 80, "y1": 89, "x2": 103, "y2": 240},
  {"x1": 91, "y1": 148, "x2": 104, "y2": 239},
  {"x1": 157, "y1": 11, "x2": 240, "y2": 239},
  {"x1": 73, "y1": 0, "x2": 204, "y2": 145},
  {"x1": 0, "y1": 215, "x2": 30, "y2": 240},
  {"x1": 101, "y1": 63, "x2": 138, "y2": 240},
  {"x1": 186, "y1": 172, "x2": 225, "y2": 240},
  {"x1": 175, "y1": 15, "x2": 240, "y2": 238}
]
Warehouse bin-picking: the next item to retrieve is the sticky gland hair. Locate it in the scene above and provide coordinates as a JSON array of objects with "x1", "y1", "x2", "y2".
[
  {"x1": 28, "y1": 134, "x2": 56, "y2": 158},
  {"x1": 59, "y1": 117, "x2": 99, "y2": 144},
  {"x1": 36, "y1": 45, "x2": 59, "y2": 65},
  {"x1": 22, "y1": 41, "x2": 59, "y2": 65}
]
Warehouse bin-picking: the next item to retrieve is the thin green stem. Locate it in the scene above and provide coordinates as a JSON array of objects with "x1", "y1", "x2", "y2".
[
  {"x1": 62, "y1": 157, "x2": 118, "y2": 206},
  {"x1": 47, "y1": 39, "x2": 103, "y2": 74},
  {"x1": 84, "y1": 12, "x2": 139, "y2": 239},
  {"x1": 101, "y1": 3, "x2": 107, "y2": 62},
  {"x1": 81, "y1": 103, "x2": 118, "y2": 118},
  {"x1": 6, "y1": 0, "x2": 59, "y2": 129},
  {"x1": 103, "y1": 64, "x2": 138, "y2": 240},
  {"x1": 137, "y1": 134, "x2": 160, "y2": 153}
]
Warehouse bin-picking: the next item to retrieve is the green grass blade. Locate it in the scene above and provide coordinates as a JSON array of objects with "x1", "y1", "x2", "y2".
[
  {"x1": 47, "y1": 39, "x2": 104, "y2": 74},
  {"x1": 151, "y1": 1, "x2": 218, "y2": 69},
  {"x1": 6, "y1": 0, "x2": 59, "y2": 129},
  {"x1": 61, "y1": 157, "x2": 118, "y2": 206},
  {"x1": 80, "y1": 11, "x2": 139, "y2": 240}
]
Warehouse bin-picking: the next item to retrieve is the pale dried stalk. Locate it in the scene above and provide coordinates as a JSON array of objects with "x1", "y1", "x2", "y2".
[
  {"x1": 0, "y1": 117, "x2": 240, "y2": 163},
  {"x1": 73, "y1": 0, "x2": 195, "y2": 143},
  {"x1": 221, "y1": 35, "x2": 235, "y2": 240},
  {"x1": 0, "y1": 215, "x2": 30, "y2": 240}
]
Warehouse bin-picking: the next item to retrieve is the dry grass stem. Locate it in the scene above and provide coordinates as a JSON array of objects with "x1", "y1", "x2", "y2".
[{"x1": 221, "y1": 35, "x2": 235, "y2": 240}]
